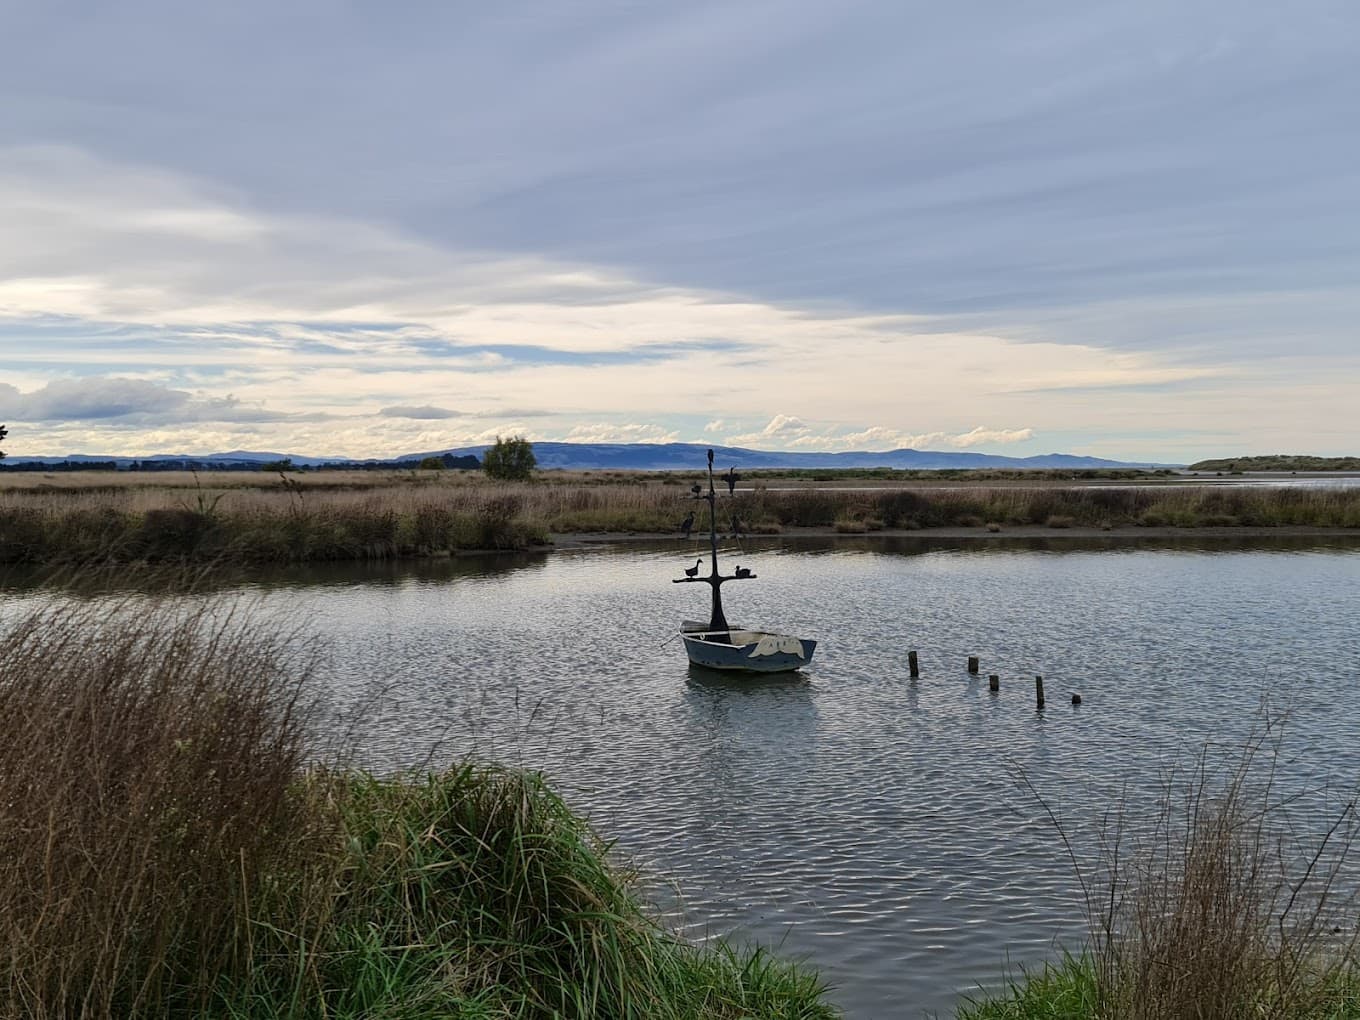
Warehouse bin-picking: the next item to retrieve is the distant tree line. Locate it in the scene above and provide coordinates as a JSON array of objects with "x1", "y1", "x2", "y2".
[{"x1": 0, "y1": 453, "x2": 482, "y2": 473}]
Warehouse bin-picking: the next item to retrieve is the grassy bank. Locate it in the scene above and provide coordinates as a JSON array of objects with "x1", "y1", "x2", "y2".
[
  {"x1": 0, "y1": 600, "x2": 837, "y2": 1019},
  {"x1": 1188, "y1": 455, "x2": 1360, "y2": 472},
  {"x1": 959, "y1": 738, "x2": 1360, "y2": 1019},
  {"x1": 3, "y1": 472, "x2": 1360, "y2": 564}
]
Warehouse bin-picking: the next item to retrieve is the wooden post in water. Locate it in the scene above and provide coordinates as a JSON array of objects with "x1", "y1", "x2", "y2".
[
  {"x1": 967, "y1": 656, "x2": 979, "y2": 674},
  {"x1": 988, "y1": 674, "x2": 999, "y2": 692},
  {"x1": 1071, "y1": 693, "x2": 1082, "y2": 706},
  {"x1": 1035, "y1": 675, "x2": 1046, "y2": 710},
  {"x1": 908, "y1": 650, "x2": 919, "y2": 678}
]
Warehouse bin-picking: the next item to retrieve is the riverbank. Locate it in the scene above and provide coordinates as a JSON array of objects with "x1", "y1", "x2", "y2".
[
  {"x1": 4, "y1": 472, "x2": 1360, "y2": 566},
  {"x1": 0, "y1": 599, "x2": 839, "y2": 1019}
]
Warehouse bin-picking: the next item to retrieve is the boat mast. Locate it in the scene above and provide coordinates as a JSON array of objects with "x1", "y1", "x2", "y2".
[
  {"x1": 674, "y1": 448, "x2": 753, "y2": 640},
  {"x1": 702, "y1": 448, "x2": 729, "y2": 635}
]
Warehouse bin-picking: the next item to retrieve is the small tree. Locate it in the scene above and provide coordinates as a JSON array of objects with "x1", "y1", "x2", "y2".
[
  {"x1": 482, "y1": 435, "x2": 536, "y2": 481},
  {"x1": 418, "y1": 456, "x2": 445, "y2": 470},
  {"x1": 0, "y1": 423, "x2": 6, "y2": 460}
]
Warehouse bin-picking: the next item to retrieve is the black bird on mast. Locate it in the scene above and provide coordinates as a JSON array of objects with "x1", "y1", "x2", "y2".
[
  {"x1": 684, "y1": 559, "x2": 701, "y2": 577},
  {"x1": 723, "y1": 466, "x2": 739, "y2": 495}
]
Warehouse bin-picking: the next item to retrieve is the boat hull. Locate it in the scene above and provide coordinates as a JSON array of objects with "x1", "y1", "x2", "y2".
[{"x1": 680, "y1": 625, "x2": 816, "y2": 673}]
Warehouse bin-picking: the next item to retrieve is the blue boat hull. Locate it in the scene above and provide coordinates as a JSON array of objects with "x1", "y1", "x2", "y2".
[{"x1": 680, "y1": 625, "x2": 816, "y2": 673}]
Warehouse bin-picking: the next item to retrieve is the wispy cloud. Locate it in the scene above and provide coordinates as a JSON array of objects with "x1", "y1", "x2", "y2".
[
  {"x1": 563, "y1": 423, "x2": 681, "y2": 445},
  {"x1": 378, "y1": 405, "x2": 465, "y2": 420}
]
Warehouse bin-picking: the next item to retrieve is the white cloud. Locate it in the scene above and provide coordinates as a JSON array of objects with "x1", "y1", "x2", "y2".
[
  {"x1": 1, "y1": 147, "x2": 1353, "y2": 461},
  {"x1": 562, "y1": 423, "x2": 680, "y2": 445},
  {"x1": 0, "y1": 376, "x2": 299, "y2": 425},
  {"x1": 945, "y1": 427, "x2": 1035, "y2": 448},
  {"x1": 722, "y1": 418, "x2": 1036, "y2": 452}
]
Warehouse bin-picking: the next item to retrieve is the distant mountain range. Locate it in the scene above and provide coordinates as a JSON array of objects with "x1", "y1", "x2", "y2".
[{"x1": 3, "y1": 441, "x2": 1167, "y2": 471}]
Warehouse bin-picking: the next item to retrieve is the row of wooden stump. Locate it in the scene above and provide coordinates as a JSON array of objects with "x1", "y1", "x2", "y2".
[{"x1": 907, "y1": 650, "x2": 1081, "y2": 708}]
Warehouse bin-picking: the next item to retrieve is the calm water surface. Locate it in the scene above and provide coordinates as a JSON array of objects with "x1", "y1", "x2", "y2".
[{"x1": 6, "y1": 536, "x2": 1360, "y2": 1018}]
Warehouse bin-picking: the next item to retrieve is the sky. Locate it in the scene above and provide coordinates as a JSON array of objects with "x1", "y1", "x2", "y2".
[{"x1": 1, "y1": 0, "x2": 1357, "y2": 463}]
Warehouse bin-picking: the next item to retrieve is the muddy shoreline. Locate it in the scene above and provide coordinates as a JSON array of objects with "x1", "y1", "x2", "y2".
[{"x1": 547, "y1": 524, "x2": 1360, "y2": 550}]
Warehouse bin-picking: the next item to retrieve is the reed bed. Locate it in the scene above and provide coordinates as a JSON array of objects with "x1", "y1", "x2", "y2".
[
  {"x1": 3, "y1": 476, "x2": 1359, "y2": 565},
  {"x1": 960, "y1": 731, "x2": 1360, "y2": 1019},
  {"x1": 0, "y1": 599, "x2": 838, "y2": 1019}
]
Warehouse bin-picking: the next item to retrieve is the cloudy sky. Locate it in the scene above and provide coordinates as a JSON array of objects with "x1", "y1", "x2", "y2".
[{"x1": 1, "y1": 1, "x2": 1356, "y2": 462}]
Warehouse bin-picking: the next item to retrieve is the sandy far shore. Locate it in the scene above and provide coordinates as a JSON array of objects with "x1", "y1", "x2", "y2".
[{"x1": 546, "y1": 524, "x2": 1360, "y2": 550}]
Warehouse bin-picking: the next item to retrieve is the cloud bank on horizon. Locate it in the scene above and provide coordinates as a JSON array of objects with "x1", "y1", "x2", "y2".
[{"x1": 1, "y1": 0, "x2": 1356, "y2": 462}]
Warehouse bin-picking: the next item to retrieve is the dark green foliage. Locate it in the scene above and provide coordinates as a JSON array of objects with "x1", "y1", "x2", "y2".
[
  {"x1": 0, "y1": 422, "x2": 7, "y2": 459},
  {"x1": 483, "y1": 435, "x2": 537, "y2": 481},
  {"x1": 418, "y1": 456, "x2": 445, "y2": 470}
]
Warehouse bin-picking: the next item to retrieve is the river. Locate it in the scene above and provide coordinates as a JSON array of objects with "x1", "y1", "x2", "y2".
[{"x1": 5, "y1": 534, "x2": 1360, "y2": 1018}]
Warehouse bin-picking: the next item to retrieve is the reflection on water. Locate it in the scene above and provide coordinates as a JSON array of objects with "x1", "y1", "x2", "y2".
[{"x1": 3, "y1": 536, "x2": 1360, "y2": 1019}]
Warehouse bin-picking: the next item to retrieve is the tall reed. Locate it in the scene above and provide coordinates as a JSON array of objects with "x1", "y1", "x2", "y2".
[
  {"x1": 965, "y1": 728, "x2": 1360, "y2": 1019},
  {"x1": 0, "y1": 599, "x2": 316, "y2": 1018}
]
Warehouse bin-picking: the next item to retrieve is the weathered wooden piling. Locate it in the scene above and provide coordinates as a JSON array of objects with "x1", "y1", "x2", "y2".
[
  {"x1": 967, "y1": 656, "x2": 979, "y2": 674},
  {"x1": 988, "y1": 674, "x2": 999, "y2": 692},
  {"x1": 908, "y1": 650, "x2": 919, "y2": 678},
  {"x1": 1035, "y1": 675, "x2": 1046, "y2": 710},
  {"x1": 1071, "y1": 693, "x2": 1082, "y2": 706}
]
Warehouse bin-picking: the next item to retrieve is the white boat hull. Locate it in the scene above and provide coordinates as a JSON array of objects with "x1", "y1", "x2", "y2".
[{"x1": 680, "y1": 621, "x2": 816, "y2": 673}]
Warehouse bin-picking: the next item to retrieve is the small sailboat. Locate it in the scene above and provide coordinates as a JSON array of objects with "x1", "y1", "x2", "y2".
[{"x1": 673, "y1": 450, "x2": 816, "y2": 672}]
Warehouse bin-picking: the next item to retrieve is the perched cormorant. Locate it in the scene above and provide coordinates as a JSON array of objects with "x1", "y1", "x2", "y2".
[
  {"x1": 723, "y1": 466, "x2": 739, "y2": 495},
  {"x1": 679, "y1": 510, "x2": 695, "y2": 537}
]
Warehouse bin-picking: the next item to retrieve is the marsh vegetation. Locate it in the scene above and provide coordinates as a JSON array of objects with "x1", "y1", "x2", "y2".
[{"x1": 2, "y1": 469, "x2": 1359, "y2": 564}]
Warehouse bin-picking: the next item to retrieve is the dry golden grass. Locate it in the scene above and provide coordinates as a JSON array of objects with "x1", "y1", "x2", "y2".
[{"x1": 0, "y1": 599, "x2": 317, "y2": 1018}]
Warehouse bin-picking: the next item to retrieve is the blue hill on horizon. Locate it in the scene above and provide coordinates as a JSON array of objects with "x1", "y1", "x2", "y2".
[{"x1": 3, "y1": 441, "x2": 1169, "y2": 471}]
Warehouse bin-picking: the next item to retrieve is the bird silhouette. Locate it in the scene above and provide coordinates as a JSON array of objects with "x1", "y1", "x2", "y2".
[
  {"x1": 684, "y1": 559, "x2": 701, "y2": 577},
  {"x1": 723, "y1": 466, "x2": 739, "y2": 495},
  {"x1": 690, "y1": 483, "x2": 703, "y2": 496},
  {"x1": 679, "y1": 511, "x2": 695, "y2": 537},
  {"x1": 734, "y1": 565, "x2": 751, "y2": 578}
]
